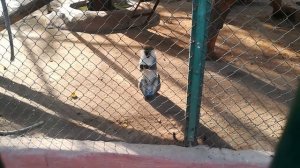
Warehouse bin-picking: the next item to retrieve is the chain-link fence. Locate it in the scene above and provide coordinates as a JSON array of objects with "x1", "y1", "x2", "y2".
[{"x1": 0, "y1": 0, "x2": 299, "y2": 152}]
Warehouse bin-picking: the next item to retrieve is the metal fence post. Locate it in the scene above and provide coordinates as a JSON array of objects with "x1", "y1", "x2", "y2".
[
  {"x1": 184, "y1": 0, "x2": 211, "y2": 147},
  {"x1": 270, "y1": 84, "x2": 300, "y2": 168}
]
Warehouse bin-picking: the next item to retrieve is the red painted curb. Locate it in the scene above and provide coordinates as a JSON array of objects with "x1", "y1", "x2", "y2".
[{"x1": 1, "y1": 151, "x2": 267, "y2": 168}]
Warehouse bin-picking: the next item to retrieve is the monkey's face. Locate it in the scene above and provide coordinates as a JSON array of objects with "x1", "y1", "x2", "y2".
[
  {"x1": 144, "y1": 49, "x2": 152, "y2": 58},
  {"x1": 139, "y1": 47, "x2": 157, "y2": 71},
  {"x1": 143, "y1": 46, "x2": 154, "y2": 58}
]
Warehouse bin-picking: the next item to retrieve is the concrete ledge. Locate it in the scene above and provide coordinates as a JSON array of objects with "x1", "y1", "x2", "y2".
[
  {"x1": 0, "y1": 136, "x2": 271, "y2": 168},
  {"x1": 38, "y1": 0, "x2": 160, "y2": 34}
]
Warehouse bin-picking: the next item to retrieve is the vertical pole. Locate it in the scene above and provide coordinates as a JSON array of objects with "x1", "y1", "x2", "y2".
[
  {"x1": 270, "y1": 85, "x2": 300, "y2": 168},
  {"x1": 1, "y1": 0, "x2": 14, "y2": 61},
  {"x1": 184, "y1": 0, "x2": 211, "y2": 147}
]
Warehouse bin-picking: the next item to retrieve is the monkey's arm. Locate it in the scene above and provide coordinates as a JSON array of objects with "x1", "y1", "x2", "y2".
[
  {"x1": 139, "y1": 78, "x2": 147, "y2": 96},
  {"x1": 152, "y1": 74, "x2": 161, "y2": 93},
  {"x1": 1, "y1": 0, "x2": 14, "y2": 61}
]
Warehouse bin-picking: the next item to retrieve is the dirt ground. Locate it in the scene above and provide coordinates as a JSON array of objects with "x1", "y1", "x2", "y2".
[{"x1": 0, "y1": 0, "x2": 299, "y2": 151}]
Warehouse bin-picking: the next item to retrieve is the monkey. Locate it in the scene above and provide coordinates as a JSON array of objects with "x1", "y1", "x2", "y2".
[{"x1": 138, "y1": 46, "x2": 161, "y2": 100}]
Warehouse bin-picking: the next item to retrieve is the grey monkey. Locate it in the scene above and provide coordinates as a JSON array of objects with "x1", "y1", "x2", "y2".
[{"x1": 138, "y1": 46, "x2": 161, "y2": 100}]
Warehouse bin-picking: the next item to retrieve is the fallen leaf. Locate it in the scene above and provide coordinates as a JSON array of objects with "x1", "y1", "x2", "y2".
[{"x1": 70, "y1": 92, "x2": 78, "y2": 100}]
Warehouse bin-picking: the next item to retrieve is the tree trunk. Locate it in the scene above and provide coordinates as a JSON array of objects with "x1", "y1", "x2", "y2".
[
  {"x1": 87, "y1": 0, "x2": 114, "y2": 11},
  {"x1": 207, "y1": 0, "x2": 236, "y2": 60},
  {"x1": 271, "y1": 0, "x2": 298, "y2": 22},
  {"x1": 271, "y1": 0, "x2": 282, "y2": 18}
]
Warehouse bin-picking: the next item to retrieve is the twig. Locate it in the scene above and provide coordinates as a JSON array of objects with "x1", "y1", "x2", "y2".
[{"x1": 0, "y1": 121, "x2": 44, "y2": 136}]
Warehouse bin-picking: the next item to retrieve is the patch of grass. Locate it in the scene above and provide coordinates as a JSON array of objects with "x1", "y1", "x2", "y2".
[
  {"x1": 113, "y1": 2, "x2": 131, "y2": 10},
  {"x1": 76, "y1": 2, "x2": 131, "y2": 11},
  {"x1": 78, "y1": 5, "x2": 88, "y2": 11}
]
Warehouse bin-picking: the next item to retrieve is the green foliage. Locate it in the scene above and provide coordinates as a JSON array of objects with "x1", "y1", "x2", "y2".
[
  {"x1": 76, "y1": 2, "x2": 131, "y2": 11},
  {"x1": 78, "y1": 5, "x2": 88, "y2": 11},
  {"x1": 113, "y1": 2, "x2": 131, "y2": 10}
]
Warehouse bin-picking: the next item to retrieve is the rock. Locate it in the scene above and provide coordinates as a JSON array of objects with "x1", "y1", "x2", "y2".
[
  {"x1": 157, "y1": 118, "x2": 162, "y2": 124},
  {"x1": 271, "y1": 0, "x2": 300, "y2": 22}
]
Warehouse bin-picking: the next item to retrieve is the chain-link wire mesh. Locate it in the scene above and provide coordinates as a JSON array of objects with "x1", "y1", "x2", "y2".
[
  {"x1": 0, "y1": 0, "x2": 298, "y2": 152},
  {"x1": 201, "y1": 0, "x2": 299, "y2": 151}
]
